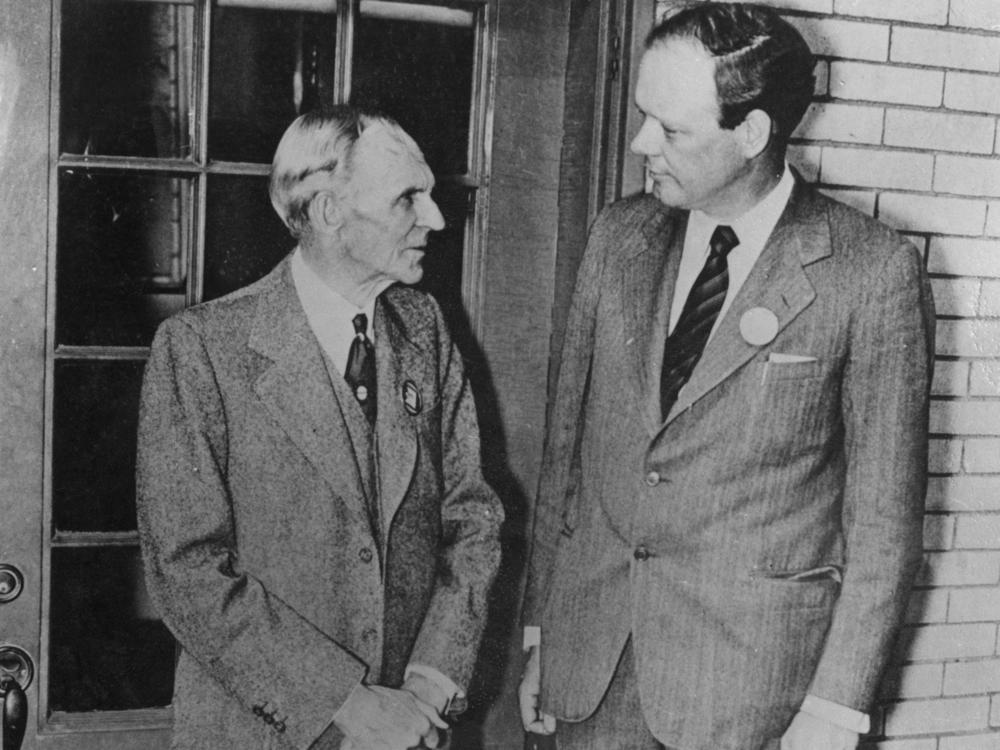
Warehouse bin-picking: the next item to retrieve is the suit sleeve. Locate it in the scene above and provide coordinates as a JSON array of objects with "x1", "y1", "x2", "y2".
[
  {"x1": 136, "y1": 317, "x2": 366, "y2": 750},
  {"x1": 405, "y1": 301, "x2": 504, "y2": 699},
  {"x1": 521, "y1": 205, "x2": 617, "y2": 626},
  {"x1": 806, "y1": 239, "x2": 935, "y2": 709}
]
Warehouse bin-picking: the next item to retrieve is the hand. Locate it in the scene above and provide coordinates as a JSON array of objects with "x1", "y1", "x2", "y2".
[
  {"x1": 781, "y1": 711, "x2": 859, "y2": 750},
  {"x1": 401, "y1": 672, "x2": 450, "y2": 748},
  {"x1": 518, "y1": 646, "x2": 556, "y2": 735},
  {"x1": 335, "y1": 684, "x2": 448, "y2": 750}
]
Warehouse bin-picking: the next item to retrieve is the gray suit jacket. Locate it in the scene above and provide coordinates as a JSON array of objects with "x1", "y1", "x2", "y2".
[
  {"x1": 137, "y1": 257, "x2": 503, "y2": 750},
  {"x1": 524, "y1": 179, "x2": 934, "y2": 750}
]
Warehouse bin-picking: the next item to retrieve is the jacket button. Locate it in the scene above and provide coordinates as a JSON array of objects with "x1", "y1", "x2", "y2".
[
  {"x1": 644, "y1": 471, "x2": 661, "y2": 486},
  {"x1": 634, "y1": 545, "x2": 651, "y2": 561},
  {"x1": 359, "y1": 547, "x2": 373, "y2": 563},
  {"x1": 274, "y1": 720, "x2": 286, "y2": 733},
  {"x1": 252, "y1": 704, "x2": 265, "y2": 716}
]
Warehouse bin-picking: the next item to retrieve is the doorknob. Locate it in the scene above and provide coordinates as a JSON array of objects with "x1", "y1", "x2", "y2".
[
  {"x1": 1, "y1": 676, "x2": 26, "y2": 750},
  {"x1": 0, "y1": 645, "x2": 32, "y2": 750}
]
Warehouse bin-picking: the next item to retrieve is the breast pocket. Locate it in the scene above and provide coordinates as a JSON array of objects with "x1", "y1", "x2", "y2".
[{"x1": 750, "y1": 360, "x2": 837, "y2": 465}]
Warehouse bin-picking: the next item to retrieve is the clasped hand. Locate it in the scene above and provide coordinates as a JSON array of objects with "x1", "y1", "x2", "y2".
[{"x1": 337, "y1": 681, "x2": 448, "y2": 750}]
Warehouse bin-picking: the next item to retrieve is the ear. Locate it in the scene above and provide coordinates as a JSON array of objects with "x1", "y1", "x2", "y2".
[
  {"x1": 308, "y1": 190, "x2": 344, "y2": 234},
  {"x1": 737, "y1": 108, "x2": 773, "y2": 159}
]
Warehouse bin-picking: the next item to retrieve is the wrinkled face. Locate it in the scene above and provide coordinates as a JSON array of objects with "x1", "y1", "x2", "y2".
[
  {"x1": 630, "y1": 39, "x2": 750, "y2": 215},
  {"x1": 337, "y1": 124, "x2": 444, "y2": 286}
]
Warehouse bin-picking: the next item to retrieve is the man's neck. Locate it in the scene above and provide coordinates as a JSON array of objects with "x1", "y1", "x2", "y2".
[
  {"x1": 298, "y1": 240, "x2": 391, "y2": 309},
  {"x1": 702, "y1": 153, "x2": 786, "y2": 222}
]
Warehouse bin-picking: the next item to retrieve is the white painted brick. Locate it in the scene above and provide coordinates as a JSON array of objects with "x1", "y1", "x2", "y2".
[
  {"x1": 989, "y1": 203, "x2": 1000, "y2": 237},
  {"x1": 981, "y1": 280, "x2": 1000, "y2": 316},
  {"x1": 891, "y1": 26, "x2": 1000, "y2": 72},
  {"x1": 885, "y1": 109, "x2": 996, "y2": 154},
  {"x1": 880, "y1": 194, "x2": 986, "y2": 235},
  {"x1": 924, "y1": 512, "x2": 956, "y2": 549},
  {"x1": 830, "y1": 61, "x2": 943, "y2": 106},
  {"x1": 945, "y1": 71, "x2": 1000, "y2": 115},
  {"x1": 931, "y1": 277, "x2": 981, "y2": 316},
  {"x1": 862, "y1": 741, "x2": 936, "y2": 750},
  {"x1": 933, "y1": 360, "x2": 970, "y2": 397},
  {"x1": 907, "y1": 586, "x2": 950, "y2": 623},
  {"x1": 964, "y1": 437, "x2": 1000, "y2": 472},
  {"x1": 822, "y1": 147, "x2": 933, "y2": 190},
  {"x1": 880, "y1": 662, "x2": 944, "y2": 699},
  {"x1": 928, "y1": 238, "x2": 1000, "y2": 278},
  {"x1": 950, "y1": 587, "x2": 1000, "y2": 622},
  {"x1": 992, "y1": 694, "x2": 1000, "y2": 726},
  {"x1": 787, "y1": 145, "x2": 820, "y2": 182},
  {"x1": 936, "y1": 155, "x2": 1000, "y2": 199},
  {"x1": 815, "y1": 60, "x2": 830, "y2": 96},
  {"x1": 883, "y1": 695, "x2": 990, "y2": 735},
  {"x1": 835, "y1": 0, "x2": 948, "y2": 25},
  {"x1": 945, "y1": 658, "x2": 1000, "y2": 695},
  {"x1": 822, "y1": 188, "x2": 876, "y2": 215},
  {"x1": 900, "y1": 622, "x2": 998, "y2": 659},
  {"x1": 794, "y1": 102, "x2": 884, "y2": 143},
  {"x1": 971, "y1": 361, "x2": 1000, "y2": 396},
  {"x1": 936, "y1": 320, "x2": 1000, "y2": 357},
  {"x1": 940, "y1": 732, "x2": 1000, "y2": 750},
  {"x1": 951, "y1": 0, "x2": 1000, "y2": 31},
  {"x1": 927, "y1": 476, "x2": 1000, "y2": 512},
  {"x1": 955, "y1": 512, "x2": 1000, "y2": 548},
  {"x1": 919, "y1": 551, "x2": 1000, "y2": 586},
  {"x1": 932, "y1": 399, "x2": 1000, "y2": 434},
  {"x1": 788, "y1": 16, "x2": 889, "y2": 61}
]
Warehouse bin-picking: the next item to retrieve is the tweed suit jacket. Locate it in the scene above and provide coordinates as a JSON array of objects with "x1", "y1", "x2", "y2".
[
  {"x1": 136, "y1": 256, "x2": 502, "y2": 750},
  {"x1": 523, "y1": 178, "x2": 934, "y2": 750}
]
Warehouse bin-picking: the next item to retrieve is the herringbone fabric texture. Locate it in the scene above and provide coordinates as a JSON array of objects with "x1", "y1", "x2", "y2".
[
  {"x1": 345, "y1": 312, "x2": 377, "y2": 423},
  {"x1": 659, "y1": 224, "x2": 739, "y2": 420}
]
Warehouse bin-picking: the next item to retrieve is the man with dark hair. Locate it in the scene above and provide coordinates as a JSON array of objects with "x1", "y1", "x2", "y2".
[
  {"x1": 519, "y1": 4, "x2": 933, "y2": 749},
  {"x1": 137, "y1": 106, "x2": 503, "y2": 750}
]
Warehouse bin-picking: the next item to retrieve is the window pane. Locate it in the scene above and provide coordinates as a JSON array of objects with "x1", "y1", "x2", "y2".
[
  {"x1": 50, "y1": 547, "x2": 175, "y2": 712},
  {"x1": 204, "y1": 175, "x2": 296, "y2": 300},
  {"x1": 53, "y1": 360, "x2": 144, "y2": 533},
  {"x1": 57, "y1": 170, "x2": 191, "y2": 346},
  {"x1": 352, "y1": 11, "x2": 475, "y2": 175},
  {"x1": 209, "y1": 6, "x2": 337, "y2": 163},
  {"x1": 60, "y1": 0, "x2": 194, "y2": 159}
]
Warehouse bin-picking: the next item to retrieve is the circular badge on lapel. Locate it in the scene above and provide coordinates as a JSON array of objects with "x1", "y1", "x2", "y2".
[
  {"x1": 739, "y1": 306, "x2": 779, "y2": 347},
  {"x1": 355, "y1": 385, "x2": 369, "y2": 402},
  {"x1": 402, "y1": 380, "x2": 422, "y2": 415}
]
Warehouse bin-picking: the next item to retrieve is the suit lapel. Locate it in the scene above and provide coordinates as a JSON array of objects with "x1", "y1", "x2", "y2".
[
  {"x1": 249, "y1": 260, "x2": 369, "y2": 521},
  {"x1": 663, "y1": 179, "x2": 829, "y2": 427},
  {"x1": 623, "y1": 205, "x2": 686, "y2": 436},
  {"x1": 373, "y1": 292, "x2": 421, "y2": 531}
]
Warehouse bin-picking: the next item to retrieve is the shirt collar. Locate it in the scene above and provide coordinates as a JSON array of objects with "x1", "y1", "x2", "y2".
[{"x1": 290, "y1": 247, "x2": 375, "y2": 337}]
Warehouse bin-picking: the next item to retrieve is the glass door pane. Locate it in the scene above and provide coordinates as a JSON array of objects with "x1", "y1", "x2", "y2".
[
  {"x1": 209, "y1": 4, "x2": 338, "y2": 162},
  {"x1": 60, "y1": 0, "x2": 195, "y2": 159}
]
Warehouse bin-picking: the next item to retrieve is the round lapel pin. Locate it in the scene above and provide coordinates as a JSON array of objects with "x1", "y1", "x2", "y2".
[
  {"x1": 402, "y1": 380, "x2": 422, "y2": 415},
  {"x1": 739, "y1": 306, "x2": 779, "y2": 346}
]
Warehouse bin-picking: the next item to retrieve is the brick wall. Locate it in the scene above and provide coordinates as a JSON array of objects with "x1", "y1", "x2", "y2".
[{"x1": 651, "y1": 1, "x2": 1000, "y2": 746}]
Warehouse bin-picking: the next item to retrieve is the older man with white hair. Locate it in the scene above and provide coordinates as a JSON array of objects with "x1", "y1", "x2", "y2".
[{"x1": 137, "y1": 105, "x2": 503, "y2": 750}]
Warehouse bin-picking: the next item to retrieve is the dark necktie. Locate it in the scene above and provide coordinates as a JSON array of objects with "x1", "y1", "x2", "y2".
[
  {"x1": 660, "y1": 224, "x2": 740, "y2": 420},
  {"x1": 345, "y1": 313, "x2": 376, "y2": 424}
]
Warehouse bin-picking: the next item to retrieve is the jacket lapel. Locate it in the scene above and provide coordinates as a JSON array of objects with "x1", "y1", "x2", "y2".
[
  {"x1": 663, "y1": 179, "x2": 829, "y2": 427},
  {"x1": 249, "y1": 259, "x2": 369, "y2": 521},
  {"x1": 373, "y1": 291, "x2": 420, "y2": 531},
  {"x1": 623, "y1": 204, "x2": 687, "y2": 436}
]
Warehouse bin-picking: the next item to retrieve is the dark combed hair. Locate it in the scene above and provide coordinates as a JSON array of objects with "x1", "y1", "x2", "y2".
[{"x1": 647, "y1": 2, "x2": 815, "y2": 141}]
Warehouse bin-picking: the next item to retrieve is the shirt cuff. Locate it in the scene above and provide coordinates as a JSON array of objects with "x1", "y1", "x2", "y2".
[
  {"x1": 404, "y1": 663, "x2": 464, "y2": 713},
  {"x1": 523, "y1": 625, "x2": 541, "y2": 650},
  {"x1": 800, "y1": 694, "x2": 870, "y2": 734}
]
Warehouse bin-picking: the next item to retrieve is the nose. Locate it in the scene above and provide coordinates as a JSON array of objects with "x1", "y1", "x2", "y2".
[
  {"x1": 630, "y1": 116, "x2": 658, "y2": 156},
  {"x1": 416, "y1": 193, "x2": 445, "y2": 232}
]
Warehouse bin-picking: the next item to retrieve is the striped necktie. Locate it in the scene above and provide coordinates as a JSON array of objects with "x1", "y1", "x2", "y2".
[{"x1": 660, "y1": 224, "x2": 740, "y2": 420}]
